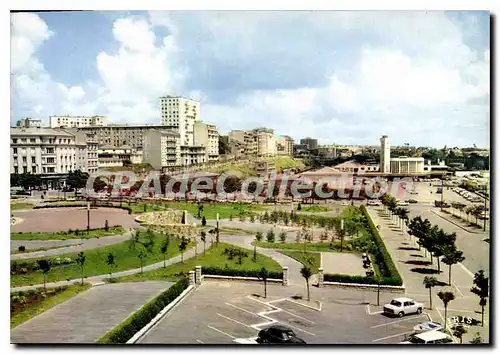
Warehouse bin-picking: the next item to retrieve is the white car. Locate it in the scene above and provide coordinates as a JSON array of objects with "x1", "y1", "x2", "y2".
[
  {"x1": 383, "y1": 297, "x2": 423, "y2": 317},
  {"x1": 413, "y1": 321, "x2": 444, "y2": 334},
  {"x1": 367, "y1": 200, "x2": 381, "y2": 206},
  {"x1": 341, "y1": 201, "x2": 349, "y2": 206},
  {"x1": 401, "y1": 331, "x2": 453, "y2": 344},
  {"x1": 397, "y1": 201, "x2": 409, "y2": 206}
]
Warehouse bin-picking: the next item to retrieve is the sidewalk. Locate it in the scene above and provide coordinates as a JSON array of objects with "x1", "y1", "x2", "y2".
[{"x1": 367, "y1": 208, "x2": 489, "y2": 344}]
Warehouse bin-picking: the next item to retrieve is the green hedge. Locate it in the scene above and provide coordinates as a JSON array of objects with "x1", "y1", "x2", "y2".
[
  {"x1": 97, "y1": 277, "x2": 189, "y2": 344},
  {"x1": 323, "y1": 273, "x2": 402, "y2": 286},
  {"x1": 202, "y1": 266, "x2": 283, "y2": 279},
  {"x1": 359, "y1": 205, "x2": 403, "y2": 286}
]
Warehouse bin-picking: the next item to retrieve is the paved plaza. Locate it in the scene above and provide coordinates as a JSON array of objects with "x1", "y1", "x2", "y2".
[{"x1": 321, "y1": 252, "x2": 366, "y2": 276}]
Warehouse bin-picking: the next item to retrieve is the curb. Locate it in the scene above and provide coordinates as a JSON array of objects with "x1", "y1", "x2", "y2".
[
  {"x1": 322, "y1": 281, "x2": 406, "y2": 293},
  {"x1": 429, "y1": 209, "x2": 484, "y2": 234},
  {"x1": 127, "y1": 285, "x2": 195, "y2": 344},
  {"x1": 201, "y1": 274, "x2": 283, "y2": 284}
]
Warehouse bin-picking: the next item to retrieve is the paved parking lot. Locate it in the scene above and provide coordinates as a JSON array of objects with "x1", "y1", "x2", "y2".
[{"x1": 138, "y1": 281, "x2": 434, "y2": 344}]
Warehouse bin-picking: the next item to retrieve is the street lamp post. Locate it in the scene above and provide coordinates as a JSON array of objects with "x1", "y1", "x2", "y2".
[
  {"x1": 87, "y1": 201, "x2": 90, "y2": 235},
  {"x1": 216, "y1": 213, "x2": 220, "y2": 245},
  {"x1": 440, "y1": 179, "x2": 444, "y2": 212}
]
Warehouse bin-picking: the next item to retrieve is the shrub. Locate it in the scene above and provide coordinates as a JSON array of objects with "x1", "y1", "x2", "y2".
[
  {"x1": 255, "y1": 231, "x2": 263, "y2": 242},
  {"x1": 266, "y1": 229, "x2": 275, "y2": 243},
  {"x1": 97, "y1": 277, "x2": 189, "y2": 344},
  {"x1": 63, "y1": 257, "x2": 72, "y2": 264},
  {"x1": 54, "y1": 257, "x2": 62, "y2": 265},
  {"x1": 249, "y1": 214, "x2": 255, "y2": 223},
  {"x1": 18, "y1": 245, "x2": 26, "y2": 252},
  {"x1": 202, "y1": 267, "x2": 283, "y2": 279},
  {"x1": 279, "y1": 231, "x2": 287, "y2": 243},
  {"x1": 323, "y1": 273, "x2": 401, "y2": 286}
]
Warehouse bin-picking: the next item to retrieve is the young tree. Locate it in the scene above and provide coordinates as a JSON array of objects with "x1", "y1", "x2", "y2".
[
  {"x1": 201, "y1": 216, "x2": 207, "y2": 226},
  {"x1": 37, "y1": 259, "x2": 51, "y2": 291},
  {"x1": 266, "y1": 229, "x2": 275, "y2": 243},
  {"x1": 200, "y1": 231, "x2": 207, "y2": 255},
  {"x1": 258, "y1": 267, "x2": 269, "y2": 298},
  {"x1": 128, "y1": 230, "x2": 155, "y2": 274},
  {"x1": 197, "y1": 202, "x2": 204, "y2": 218},
  {"x1": 66, "y1": 169, "x2": 89, "y2": 196},
  {"x1": 229, "y1": 213, "x2": 233, "y2": 221},
  {"x1": 106, "y1": 252, "x2": 116, "y2": 278},
  {"x1": 453, "y1": 325, "x2": 467, "y2": 344},
  {"x1": 423, "y1": 276, "x2": 439, "y2": 309},
  {"x1": 279, "y1": 231, "x2": 287, "y2": 243},
  {"x1": 301, "y1": 266, "x2": 313, "y2": 301},
  {"x1": 179, "y1": 236, "x2": 189, "y2": 263},
  {"x1": 297, "y1": 203, "x2": 302, "y2": 211},
  {"x1": 75, "y1": 252, "x2": 86, "y2": 285},
  {"x1": 255, "y1": 231, "x2": 263, "y2": 242},
  {"x1": 442, "y1": 247, "x2": 465, "y2": 285},
  {"x1": 160, "y1": 235, "x2": 170, "y2": 268},
  {"x1": 438, "y1": 291, "x2": 455, "y2": 330},
  {"x1": 471, "y1": 269, "x2": 489, "y2": 327},
  {"x1": 432, "y1": 229, "x2": 456, "y2": 272},
  {"x1": 104, "y1": 219, "x2": 109, "y2": 232}
]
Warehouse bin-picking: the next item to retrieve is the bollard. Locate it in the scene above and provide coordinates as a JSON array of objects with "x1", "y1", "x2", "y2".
[
  {"x1": 195, "y1": 265, "x2": 202, "y2": 285},
  {"x1": 282, "y1": 266, "x2": 289, "y2": 286},
  {"x1": 188, "y1": 270, "x2": 195, "y2": 286},
  {"x1": 318, "y1": 268, "x2": 324, "y2": 288}
]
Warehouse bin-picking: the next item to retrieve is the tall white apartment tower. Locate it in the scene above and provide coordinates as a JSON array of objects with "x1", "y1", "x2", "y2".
[
  {"x1": 160, "y1": 96, "x2": 200, "y2": 146},
  {"x1": 380, "y1": 135, "x2": 391, "y2": 173}
]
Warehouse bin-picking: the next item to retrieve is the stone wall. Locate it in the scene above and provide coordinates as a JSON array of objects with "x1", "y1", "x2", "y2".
[{"x1": 135, "y1": 210, "x2": 185, "y2": 225}]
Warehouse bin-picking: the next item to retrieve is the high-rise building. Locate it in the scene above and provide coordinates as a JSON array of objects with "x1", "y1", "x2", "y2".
[
  {"x1": 16, "y1": 118, "x2": 42, "y2": 128},
  {"x1": 50, "y1": 115, "x2": 108, "y2": 128},
  {"x1": 254, "y1": 128, "x2": 276, "y2": 157},
  {"x1": 380, "y1": 135, "x2": 391, "y2": 173},
  {"x1": 142, "y1": 130, "x2": 181, "y2": 169},
  {"x1": 276, "y1": 135, "x2": 294, "y2": 156},
  {"x1": 300, "y1": 137, "x2": 318, "y2": 150},
  {"x1": 193, "y1": 121, "x2": 219, "y2": 162},
  {"x1": 160, "y1": 96, "x2": 200, "y2": 146}
]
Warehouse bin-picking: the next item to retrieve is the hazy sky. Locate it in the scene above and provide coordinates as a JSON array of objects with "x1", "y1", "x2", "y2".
[{"x1": 11, "y1": 11, "x2": 490, "y2": 148}]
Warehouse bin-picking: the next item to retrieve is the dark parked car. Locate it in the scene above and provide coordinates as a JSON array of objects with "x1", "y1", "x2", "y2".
[
  {"x1": 406, "y1": 199, "x2": 418, "y2": 204},
  {"x1": 257, "y1": 325, "x2": 306, "y2": 344}
]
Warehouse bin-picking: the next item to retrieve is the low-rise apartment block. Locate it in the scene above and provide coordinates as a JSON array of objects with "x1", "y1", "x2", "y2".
[
  {"x1": 194, "y1": 121, "x2": 219, "y2": 162},
  {"x1": 142, "y1": 130, "x2": 181, "y2": 169},
  {"x1": 50, "y1": 115, "x2": 108, "y2": 128}
]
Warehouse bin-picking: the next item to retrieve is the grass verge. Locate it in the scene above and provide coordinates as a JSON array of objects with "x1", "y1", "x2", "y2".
[
  {"x1": 11, "y1": 283, "x2": 91, "y2": 329},
  {"x1": 11, "y1": 226, "x2": 126, "y2": 241},
  {"x1": 300, "y1": 205, "x2": 331, "y2": 213},
  {"x1": 253, "y1": 241, "x2": 356, "y2": 253},
  {"x1": 11, "y1": 245, "x2": 81, "y2": 255},
  {"x1": 10, "y1": 202, "x2": 35, "y2": 210},
  {"x1": 279, "y1": 250, "x2": 321, "y2": 273}
]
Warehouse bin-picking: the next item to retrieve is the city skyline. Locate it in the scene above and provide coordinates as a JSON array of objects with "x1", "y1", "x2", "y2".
[{"x1": 11, "y1": 11, "x2": 490, "y2": 148}]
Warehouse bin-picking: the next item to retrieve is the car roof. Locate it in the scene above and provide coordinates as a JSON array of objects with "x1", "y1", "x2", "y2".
[
  {"x1": 269, "y1": 324, "x2": 293, "y2": 332},
  {"x1": 392, "y1": 297, "x2": 414, "y2": 302},
  {"x1": 414, "y1": 331, "x2": 450, "y2": 340}
]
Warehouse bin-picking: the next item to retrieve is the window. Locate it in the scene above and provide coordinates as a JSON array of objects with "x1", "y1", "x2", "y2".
[
  {"x1": 13, "y1": 148, "x2": 17, "y2": 154},
  {"x1": 31, "y1": 157, "x2": 36, "y2": 163},
  {"x1": 14, "y1": 167, "x2": 18, "y2": 174},
  {"x1": 23, "y1": 167, "x2": 27, "y2": 173},
  {"x1": 30, "y1": 138, "x2": 36, "y2": 143},
  {"x1": 32, "y1": 167, "x2": 36, "y2": 173},
  {"x1": 12, "y1": 139, "x2": 17, "y2": 144},
  {"x1": 22, "y1": 157, "x2": 27, "y2": 163}
]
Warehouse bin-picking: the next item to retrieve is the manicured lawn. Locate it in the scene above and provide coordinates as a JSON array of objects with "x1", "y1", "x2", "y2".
[
  {"x1": 167, "y1": 202, "x2": 266, "y2": 219},
  {"x1": 109, "y1": 242, "x2": 282, "y2": 283},
  {"x1": 300, "y1": 205, "x2": 331, "y2": 213},
  {"x1": 11, "y1": 283, "x2": 91, "y2": 329},
  {"x1": 11, "y1": 232, "x2": 193, "y2": 287},
  {"x1": 11, "y1": 226, "x2": 126, "y2": 241},
  {"x1": 280, "y1": 250, "x2": 321, "y2": 273},
  {"x1": 11, "y1": 202, "x2": 35, "y2": 210}
]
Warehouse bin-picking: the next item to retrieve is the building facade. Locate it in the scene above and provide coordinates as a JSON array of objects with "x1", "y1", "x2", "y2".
[
  {"x1": 390, "y1": 157, "x2": 425, "y2": 174},
  {"x1": 50, "y1": 115, "x2": 108, "y2": 128},
  {"x1": 142, "y1": 130, "x2": 181, "y2": 169},
  {"x1": 10, "y1": 127, "x2": 78, "y2": 187},
  {"x1": 380, "y1": 135, "x2": 391, "y2": 173},
  {"x1": 16, "y1": 118, "x2": 42, "y2": 128},
  {"x1": 160, "y1": 96, "x2": 200, "y2": 146},
  {"x1": 276, "y1": 135, "x2": 294, "y2": 156},
  {"x1": 97, "y1": 145, "x2": 140, "y2": 169},
  {"x1": 193, "y1": 121, "x2": 219, "y2": 162},
  {"x1": 255, "y1": 160, "x2": 277, "y2": 180},
  {"x1": 65, "y1": 129, "x2": 99, "y2": 174},
  {"x1": 180, "y1": 145, "x2": 206, "y2": 166},
  {"x1": 254, "y1": 128, "x2": 276, "y2": 157},
  {"x1": 77, "y1": 125, "x2": 177, "y2": 150},
  {"x1": 300, "y1": 137, "x2": 318, "y2": 150}
]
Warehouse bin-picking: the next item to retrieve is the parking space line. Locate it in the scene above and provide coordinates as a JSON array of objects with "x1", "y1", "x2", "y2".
[
  {"x1": 267, "y1": 298, "x2": 291, "y2": 304},
  {"x1": 207, "y1": 325, "x2": 236, "y2": 339},
  {"x1": 436, "y1": 308, "x2": 457, "y2": 343},
  {"x1": 196, "y1": 339, "x2": 204, "y2": 344},
  {"x1": 370, "y1": 314, "x2": 427, "y2": 328},
  {"x1": 286, "y1": 298, "x2": 322, "y2": 312},
  {"x1": 453, "y1": 283, "x2": 464, "y2": 297},
  {"x1": 217, "y1": 313, "x2": 254, "y2": 329},
  {"x1": 280, "y1": 322, "x2": 316, "y2": 336},
  {"x1": 372, "y1": 330, "x2": 414, "y2": 343},
  {"x1": 251, "y1": 321, "x2": 276, "y2": 330},
  {"x1": 366, "y1": 305, "x2": 383, "y2": 315}
]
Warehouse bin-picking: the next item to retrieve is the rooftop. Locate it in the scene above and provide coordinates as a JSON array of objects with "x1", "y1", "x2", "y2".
[{"x1": 11, "y1": 127, "x2": 75, "y2": 137}]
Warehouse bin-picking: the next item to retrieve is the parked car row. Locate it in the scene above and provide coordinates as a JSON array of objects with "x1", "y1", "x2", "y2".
[{"x1": 451, "y1": 187, "x2": 483, "y2": 203}]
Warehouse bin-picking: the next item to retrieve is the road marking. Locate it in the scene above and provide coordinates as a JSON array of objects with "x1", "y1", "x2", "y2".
[
  {"x1": 196, "y1": 339, "x2": 204, "y2": 344},
  {"x1": 217, "y1": 313, "x2": 254, "y2": 329},
  {"x1": 436, "y1": 308, "x2": 457, "y2": 343},
  {"x1": 286, "y1": 298, "x2": 322, "y2": 312},
  {"x1": 372, "y1": 330, "x2": 414, "y2": 343},
  {"x1": 453, "y1": 283, "x2": 464, "y2": 297},
  {"x1": 458, "y1": 263, "x2": 474, "y2": 278},
  {"x1": 438, "y1": 308, "x2": 478, "y2": 314},
  {"x1": 370, "y1": 314, "x2": 427, "y2": 328},
  {"x1": 365, "y1": 304, "x2": 383, "y2": 315},
  {"x1": 207, "y1": 325, "x2": 236, "y2": 339}
]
